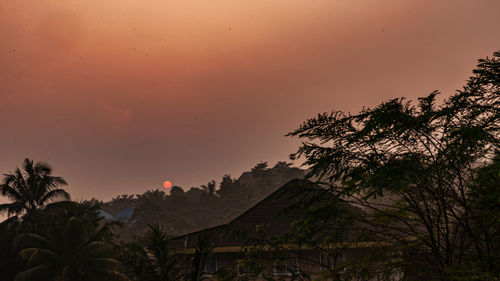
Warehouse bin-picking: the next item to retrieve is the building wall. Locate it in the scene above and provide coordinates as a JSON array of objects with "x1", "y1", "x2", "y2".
[{"x1": 174, "y1": 248, "x2": 358, "y2": 280}]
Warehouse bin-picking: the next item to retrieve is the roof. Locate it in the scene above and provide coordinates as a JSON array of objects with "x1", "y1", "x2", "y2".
[
  {"x1": 113, "y1": 206, "x2": 134, "y2": 222},
  {"x1": 97, "y1": 206, "x2": 135, "y2": 223},
  {"x1": 169, "y1": 179, "x2": 336, "y2": 250}
]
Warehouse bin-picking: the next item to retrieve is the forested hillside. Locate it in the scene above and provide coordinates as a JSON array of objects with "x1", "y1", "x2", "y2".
[{"x1": 95, "y1": 162, "x2": 306, "y2": 239}]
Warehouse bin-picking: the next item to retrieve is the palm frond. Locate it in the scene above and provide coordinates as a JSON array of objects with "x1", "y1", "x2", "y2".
[
  {"x1": 38, "y1": 189, "x2": 70, "y2": 205},
  {"x1": 13, "y1": 168, "x2": 28, "y2": 191},
  {"x1": 0, "y1": 202, "x2": 24, "y2": 216},
  {"x1": 0, "y1": 184, "x2": 23, "y2": 201},
  {"x1": 60, "y1": 265, "x2": 75, "y2": 281},
  {"x1": 47, "y1": 176, "x2": 68, "y2": 188},
  {"x1": 0, "y1": 215, "x2": 19, "y2": 226},
  {"x1": 23, "y1": 159, "x2": 35, "y2": 175},
  {"x1": 14, "y1": 264, "x2": 53, "y2": 281},
  {"x1": 82, "y1": 241, "x2": 115, "y2": 257},
  {"x1": 2, "y1": 173, "x2": 25, "y2": 198},
  {"x1": 45, "y1": 200, "x2": 77, "y2": 211},
  {"x1": 13, "y1": 233, "x2": 50, "y2": 253},
  {"x1": 33, "y1": 160, "x2": 51, "y2": 174},
  {"x1": 23, "y1": 248, "x2": 59, "y2": 266},
  {"x1": 92, "y1": 221, "x2": 122, "y2": 241}
]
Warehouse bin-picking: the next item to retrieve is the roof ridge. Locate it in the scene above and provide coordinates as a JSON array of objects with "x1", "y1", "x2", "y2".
[{"x1": 170, "y1": 178, "x2": 312, "y2": 240}]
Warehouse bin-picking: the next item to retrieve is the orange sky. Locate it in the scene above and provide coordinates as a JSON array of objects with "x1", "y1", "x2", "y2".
[{"x1": 1, "y1": 0, "x2": 500, "y2": 202}]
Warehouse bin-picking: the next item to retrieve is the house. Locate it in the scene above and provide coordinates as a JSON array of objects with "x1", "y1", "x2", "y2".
[{"x1": 169, "y1": 179, "x2": 387, "y2": 280}]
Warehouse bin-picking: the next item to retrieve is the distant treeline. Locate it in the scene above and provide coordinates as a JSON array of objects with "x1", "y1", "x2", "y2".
[{"x1": 92, "y1": 161, "x2": 306, "y2": 239}]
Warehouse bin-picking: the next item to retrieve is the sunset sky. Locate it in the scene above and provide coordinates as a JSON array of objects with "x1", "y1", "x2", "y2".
[{"x1": 1, "y1": 0, "x2": 500, "y2": 202}]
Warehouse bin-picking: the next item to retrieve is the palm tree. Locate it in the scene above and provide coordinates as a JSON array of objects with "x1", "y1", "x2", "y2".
[
  {"x1": 0, "y1": 217, "x2": 23, "y2": 281},
  {"x1": 0, "y1": 158, "x2": 70, "y2": 217},
  {"x1": 120, "y1": 224, "x2": 180, "y2": 281},
  {"x1": 13, "y1": 203, "x2": 129, "y2": 281},
  {"x1": 200, "y1": 180, "x2": 216, "y2": 196}
]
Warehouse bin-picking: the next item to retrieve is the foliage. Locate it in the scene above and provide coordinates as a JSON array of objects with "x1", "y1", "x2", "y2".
[
  {"x1": 99, "y1": 162, "x2": 306, "y2": 239},
  {"x1": 0, "y1": 158, "x2": 308, "y2": 280},
  {"x1": 170, "y1": 186, "x2": 185, "y2": 197},
  {"x1": 120, "y1": 224, "x2": 180, "y2": 281},
  {"x1": 446, "y1": 154, "x2": 500, "y2": 280},
  {"x1": 201, "y1": 180, "x2": 217, "y2": 196},
  {"x1": 287, "y1": 51, "x2": 500, "y2": 279},
  {"x1": 13, "y1": 202, "x2": 128, "y2": 281},
  {"x1": 0, "y1": 158, "x2": 70, "y2": 217},
  {"x1": 0, "y1": 217, "x2": 23, "y2": 281}
]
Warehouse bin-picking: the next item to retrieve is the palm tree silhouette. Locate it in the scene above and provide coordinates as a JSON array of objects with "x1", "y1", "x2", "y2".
[
  {"x1": 121, "y1": 224, "x2": 180, "y2": 281},
  {"x1": 13, "y1": 203, "x2": 129, "y2": 281},
  {"x1": 200, "y1": 180, "x2": 216, "y2": 196},
  {"x1": 0, "y1": 158, "x2": 70, "y2": 217}
]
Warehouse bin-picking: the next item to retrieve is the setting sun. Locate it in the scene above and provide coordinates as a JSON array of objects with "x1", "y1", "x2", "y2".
[{"x1": 163, "y1": 180, "x2": 172, "y2": 189}]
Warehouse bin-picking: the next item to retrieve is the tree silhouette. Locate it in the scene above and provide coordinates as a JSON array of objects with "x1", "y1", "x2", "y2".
[
  {"x1": 170, "y1": 186, "x2": 185, "y2": 197},
  {"x1": 122, "y1": 226, "x2": 215, "y2": 281},
  {"x1": 200, "y1": 180, "x2": 216, "y2": 196},
  {"x1": 0, "y1": 217, "x2": 23, "y2": 281},
  {"x1": 216, "y1": 175, "x2": 243, "y2": 198},
  {"x1": 13, "y1": 202, "x2": 128, "y2": 281},
  {"x1": 0, "y1": 158, "x2": 70, "y2": 217},
  {"x1": 251, "y1": 162, "x2": 268, "y2": 175},
  {"x1": 121, "y1": 224, "x2": 180, "y2": 281},
  {"x1": 287, "y1": 51, "x2": 500, "y2": 279}
]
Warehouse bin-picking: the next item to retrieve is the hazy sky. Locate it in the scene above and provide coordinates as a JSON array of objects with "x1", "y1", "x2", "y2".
[{"x1": 1, "y1": 0, "x2": 499, "y2": 202}]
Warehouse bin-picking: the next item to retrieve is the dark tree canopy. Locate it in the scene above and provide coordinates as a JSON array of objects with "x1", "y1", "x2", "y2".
[
  {"x1": 97, "y1": 162, "x2": 306, "y2": 239},
  {"x1": 13, "y1": 201, "x2": 128, "y2": 281},
  {"x1": 0, "y1": 158, "x2": 70, "y2": 217},
  {"x1": 287, "y1": 51, "x2": 500, "y2": 280}
]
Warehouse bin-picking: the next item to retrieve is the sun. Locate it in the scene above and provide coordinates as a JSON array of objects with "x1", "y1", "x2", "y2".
[{"x1": 163, "y1": 180, "x2": 172, "y2": 189}]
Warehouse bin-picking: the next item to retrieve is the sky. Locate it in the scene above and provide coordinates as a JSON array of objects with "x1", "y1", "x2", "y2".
[{"x1": 1, "y1": 0, "x2": 500, "y2": 203}]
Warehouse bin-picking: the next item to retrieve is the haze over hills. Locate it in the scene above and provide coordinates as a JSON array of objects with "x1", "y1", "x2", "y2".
[{"x1": 95, "y1": 162, "x2": 307, "y2": 240}]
